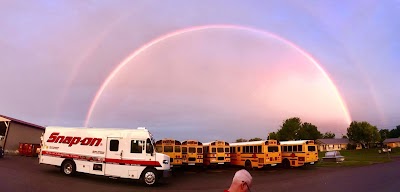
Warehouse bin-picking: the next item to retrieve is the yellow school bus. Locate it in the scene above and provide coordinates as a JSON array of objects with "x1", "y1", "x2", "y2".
[
  {"x1": 280, "y1": 140, "x2": 319, "y2": 167},
  {"x1": 181, "y1": 140, "x2": 203, "y2": 166},
  {"x1": 203, "y1": 140, "x2": 230, "y2": 166},
  {"x1": 155, "y1": 139, "x2": 182, "y2": 168},
  {"x1": 230, "y1": 140, "x2": 281, "y2": 169}
]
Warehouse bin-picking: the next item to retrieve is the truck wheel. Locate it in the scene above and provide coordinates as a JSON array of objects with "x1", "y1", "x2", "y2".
[
  {"x1": 61, "y1": 160, "x2": 76, "y2": 176},
  {"x1": 141, "y1": 168, "x2": 158, "y2": 186}
]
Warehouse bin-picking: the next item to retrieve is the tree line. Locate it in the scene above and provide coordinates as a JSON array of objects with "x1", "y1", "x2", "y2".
[{"x1": 235, "y1": 117, "x2": 400, "y2": 147}]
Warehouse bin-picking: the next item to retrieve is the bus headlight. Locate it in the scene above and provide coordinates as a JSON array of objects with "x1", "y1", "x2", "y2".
[{"x1": 163, "y1": 160, "x2": 169, "y2": 164}]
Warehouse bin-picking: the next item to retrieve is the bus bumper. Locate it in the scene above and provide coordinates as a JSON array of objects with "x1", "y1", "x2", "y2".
[{"x1": 302, "y1": 161, "x2": 318, "y2": 166}]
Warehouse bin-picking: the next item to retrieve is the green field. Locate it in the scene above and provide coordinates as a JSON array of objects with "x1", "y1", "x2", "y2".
[{"x1": 316, "y1": 148, "x2": 400, "y2": 167}]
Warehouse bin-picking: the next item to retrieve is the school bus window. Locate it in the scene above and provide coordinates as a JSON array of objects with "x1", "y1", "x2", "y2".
[
  {"x1": 258, "y1": 146, "x2": 262, "y2": 153},
  {"x1": 197, "y1": 148, "x2": 202, "y2": 153},
  {"x1": 225, "y1": 148, "x2": 229, "y2": 153},
  {"x1": 155, "y1": 146, "x2": 162, "y2": 152},
  {"x1": 298, "y1": 145, "x2": 303, "y2": 152},
  {"x1": 164, "y1": 146, "x2": 173, "y2": 152},
  {"x1": 175, "y1": 146, "x2": 181, "y2": 152},
  {"x1": 237, "y1": 147, "x2": 240, "y2": 152},
  {"x1": 217, "y1": 147, "x2": 224, "y2": 153},
  {"x1": 250, "y1": 146, "x2": 254, "y2": 153},
  {"x1": 293, "y1": 145, "x2": 297, "y2": 152},
  {"x1": 283, "y1": 146, "x2": 287, "y2": 152},
  {"x1": 110, "y1": 140, "x2": 119, "y2": 151},
  {"x1": 308, "y1": 146, "x2": 316, "y2": 151},
  {"x1": 288, "y1": 146, "x2": 293, "y2": 152},
  {"x1": 268, "y1": 146, "x2": 278, "y2": 152},
  {"x1": 212, "y1": 148, "x2": 216, "y2": 153},
  {"x1": 189, "y1": 147, "x2": 196, "y2": 153},
  {"x1": 182, "y1": 147, "x2": 187, "y2": 153}
]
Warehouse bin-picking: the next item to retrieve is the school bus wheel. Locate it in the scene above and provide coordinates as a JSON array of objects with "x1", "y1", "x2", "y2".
[
  {"x1": 245, "y1": 160, "x2": 252, "y2": 170},
  {"x1": 283, "y1": 159, "x2": 290, "y2": 168}
]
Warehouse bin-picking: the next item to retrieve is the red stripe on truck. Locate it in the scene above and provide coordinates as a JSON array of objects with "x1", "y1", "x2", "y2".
[
  {"x1": 104, "y1": 158, "x2": 161, "y2": 166},
  {"x1": 42, "y1": 151, "x2": 161, "y2": 167}
]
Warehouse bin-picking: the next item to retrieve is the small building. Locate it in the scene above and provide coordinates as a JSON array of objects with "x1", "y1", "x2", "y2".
[
  {"x1": 0, "y1": 114, "x2": 45, "y2": 153},
  {"x1": 316, "y1": 138, "x2": 362, "y2": 152},
  {"x1": 383, "y1": 138, "x2": 400, "y2": 148}
]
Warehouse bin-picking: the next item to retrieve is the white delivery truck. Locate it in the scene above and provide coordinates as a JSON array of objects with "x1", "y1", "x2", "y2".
[{"x1": 39, "y1": 126, "x2": 170, "y2": 186}]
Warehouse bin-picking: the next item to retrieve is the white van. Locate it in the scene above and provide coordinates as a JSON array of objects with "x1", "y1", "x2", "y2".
[{"x1": 39, "y1": 126, "x2": 170, "y2": 186}]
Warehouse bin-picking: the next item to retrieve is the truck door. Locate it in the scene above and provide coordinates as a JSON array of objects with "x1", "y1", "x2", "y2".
[
  {"x1": 105, "y1": 137, "x2": 123, "y2": 177},
  {"x1": 122, "y1": 139, "x2": 147, "y2": 162},
  {"x1": 145, "y1": 138, "x2": 156, "y2": 161},
  {"x1": 105, "y1": 138, "x2": 154, "y2": 178}
]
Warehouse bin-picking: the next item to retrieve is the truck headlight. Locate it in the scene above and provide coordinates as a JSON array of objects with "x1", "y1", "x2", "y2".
[{"x1": 163, "y1": 160, "x2": 168, "y2": 164}]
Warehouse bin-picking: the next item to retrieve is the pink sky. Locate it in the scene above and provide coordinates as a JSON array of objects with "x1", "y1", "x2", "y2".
[
  {"x1": 2, "y1": 1, "x2": 398, "y2": 142},
  {"x1": 89, "y1": 29, "x2": 350, "y2": 141}
]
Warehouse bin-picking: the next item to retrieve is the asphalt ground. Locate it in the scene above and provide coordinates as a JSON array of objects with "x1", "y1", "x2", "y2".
[{"x1": 0, "y1": 155, "x2": 399, "y2": 192}]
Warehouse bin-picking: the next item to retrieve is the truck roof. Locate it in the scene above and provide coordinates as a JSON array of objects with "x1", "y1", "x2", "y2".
[{"x1": 45, "y1": 126, "x2": 153, "y2": 138}]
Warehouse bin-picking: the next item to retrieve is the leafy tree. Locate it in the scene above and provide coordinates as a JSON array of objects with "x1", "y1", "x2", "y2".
[
  {"x1": 322, "y1": 131, "x2": 335, "y2": 139},
  {"x1": 342, "y1": 135, "x2": 348, "y2": 139},
  {"x1": 276, "y1": 117, "x2": 322, "y2": 140},
  {"x1": 298, "y1": 122, "x2": 322, "y2": 140},
  {"x1": 389, "y1": 125, "x2": 400, "y2": 138},
  {"x1": 379, "y1": 129, "x2": 390, "y2": 142},
  {"x1": 397, "y1": 125, "x2": 400, "y2": 136},
  {"x1": 235, "y1": 138, "x2": 248, "y2": 142},
  {"x1": 249, "y1": 137, "x2": 262, "y2": 141},
  {"x1": 347, "y1": 121, "x2": 381, "y2": 148},
  {"x1": 268, "y1": 132, "x2": 278, "y2": 140},
  {"x1": 277, "y1": 117, "x2": 302, "y2": 141}
]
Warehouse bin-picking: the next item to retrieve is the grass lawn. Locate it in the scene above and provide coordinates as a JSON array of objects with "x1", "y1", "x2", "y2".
[{"x1": 316, "y1": 148, "x2": 400, "y2": 167}]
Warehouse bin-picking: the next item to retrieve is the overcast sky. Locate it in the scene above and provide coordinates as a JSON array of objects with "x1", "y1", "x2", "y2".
[{"x1": 1, "y1": 0, "x2": 399, "y2": 142}]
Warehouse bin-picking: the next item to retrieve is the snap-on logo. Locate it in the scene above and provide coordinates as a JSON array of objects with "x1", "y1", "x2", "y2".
[{"x1": 47, "y1": 132, "x2": 102, "y2": 147}]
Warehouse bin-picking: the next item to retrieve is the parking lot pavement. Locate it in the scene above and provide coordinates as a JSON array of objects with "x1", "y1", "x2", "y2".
[{"x1": 1, "y1": 156, "x2": 400, "y2": 192}]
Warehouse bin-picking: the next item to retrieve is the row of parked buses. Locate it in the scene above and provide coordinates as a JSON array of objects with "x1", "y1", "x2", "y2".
[{"x1": 155, "y1": 139, "x2": 319, "y2": 169}]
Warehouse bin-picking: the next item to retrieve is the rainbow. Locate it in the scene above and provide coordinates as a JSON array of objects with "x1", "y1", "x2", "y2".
[{"x1": 84, "y1": 24, "x2": 352, "y2": 127}]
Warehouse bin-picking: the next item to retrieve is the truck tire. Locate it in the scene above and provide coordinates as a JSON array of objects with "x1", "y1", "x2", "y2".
[
  {"x1": 141, "y1": 168, "x2": 158, "y2": 186},
  {"x1": 61, "y1": 160, "x2": 76, "y2": 176}
]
